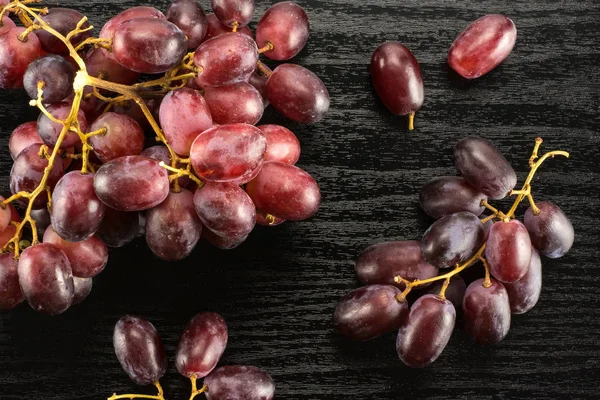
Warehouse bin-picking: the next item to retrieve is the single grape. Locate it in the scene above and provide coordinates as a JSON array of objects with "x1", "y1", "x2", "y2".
[
  {"x1": 89, "y1": 112, "x2": 144, "y2": 163},
  {"x1": 0, "y1": 196, "x2": 12, "y2": 232},
  {"x1": 0, "y1": 28, "x2": 43, "y2": 89},
  {"x1": 37, "y1": 102, "x2": 88, "y2": 149},
  {"x1": 255, "y1": 210, "x2": 285, "y2": 226},
  {"x1": 334, "y1": 285, "x2": 408, "y2": 341},
  {"x1": 256, "y1": 1, "x2": 309, "y2": 60},
  {"x1": 159, "y1": 88, "x2": 213, "y2": 156},
  {"x1": 0, "y1": 253, "x2": 24, "y2": 310},
  {"x1": 175, "y1": 312, "x2": 228, "y2": 378},
  {"x1": 0, "y1": 15, "x2": 16, "y2": 36},
  {"x1": 113, "y1": 315, "x2": 167, "y2": 386},
  {"x1": 146, "y1": 189, "x2": 203, "y2": 261},
  {"x1": 18, "y1": 243, "x2": 74, "y2": 315},
  {"x1": 355, "y1": 241, "x2": 438, "y2": 288},
  {"x1": 9, "y1": 121, "x2": 43, "y2": 160},
  {"x1": 84, "y1": 47, "x2": 140, "y2": 86},
  {"x1": 112, "y1": 18, "x2": 187, "y2": 74},
  {"x1": 10, "y1": 143, "x2": 65, "y2": 209},
  {"x1": 463, "y1": 278, "x2": 511, "y2": 344},
  {"x1": 166, "y1": 0, "x2": 208, "y2": 50},
  {"x1": 204, "y1": 82, "x2": 264, "y2": 125},
  {"x1": 72, "y1": 276, "x2": 93, "y2": 305},
  {"x1": 194, "y1": 32, "x2": 258, "y2": 87},
  {"x1": 504, "y1": 248, "x2": 542, "y2": 314},
  {"x1": 94, "y1": 156, "x2": 170, "y2": 211},
  {"x1": 419, "y1": 176, "x2": 487, "y2": 219},
  {"x1": 202, "y1": 228, "x2": 247, "y2": 249},
  {"x1": 35, "y1": 8, "x2": 91, "y2": 55},
  {"x1": 245, "y1": 161, "x2": 320, "y2": 221},
  {"x1": 31, "y1": 208, "x2": 51, "y2": 237},
  {"x1": 248, "y1": 70, "x2": 269, "y2": 106},
  {"x1": 97, "y1": 207, "x2": 140, "y2": 248},
  {"x1": 0, "y1": 225, "x2": 18, "y2": 248},
  {"x1": 141, "y1": 145, "x2": 190, "y2": 188},
  {"x1": 524, "y1": 201, "x2": 574, "y2": 258},
  {"x1": 190, "y1": 123, "x2": 266, "y2": 183},
  {"x1": 486, "y1": 219, "x2": 532, "y2": 283},
  {"x1": 204, "y1": 365, "x2": 275, "y2": 400},
  {"x1": 396, "y1": 294, "x2": 455, "y2": 367},
  {"x1": 23, "y1": 55, "x2": 75, "y2": 104},
  {"x1": 266, "y1": 64, "x2": 329, "y2": 123},
  {"x1": 51, "y1": 171, "x2": 106, "y2": 242},
  {"x1": 421, "y1": 211, "x2": 485, "y2": 268},
  {"x1": 455, "y1": 136, "x2": 517, "y2": 200},
  {"x1": 258, "y1": 124, "x2": 300, "y2": 165},
  {"x1": 448, "y1": 14, "x2": 517, "y2": 79},
  {"x1": 211, "y1": 0, "x2": 254, "y2": 28},
  {"x1": 203, "y1": 13, "x2": 253, "y2": 42},
  {"x1": 420, "y1": 276, "x2": 467, "y2": 310}
]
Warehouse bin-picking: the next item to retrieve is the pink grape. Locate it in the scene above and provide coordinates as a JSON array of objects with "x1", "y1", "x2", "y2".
[
  {"x1": 0, "y1": 253, "x2": 24, "y2": 310},
  {"x1": 203, "y1": 13, "x2": 252, "y2": 42},
  {"x1": 486, "y1": 219, "x2": 532, "y2": 283},
  {"x1": 0, "y1": 196, "x2": 11, "y2": 232},
  {"x1": 203, "y1": 82, "x2": 264, "y2": 125},
  {"x1": 258, "y1": 124, "x2": 300, "y2": 164},
  {"x1": 0, "y1": 225, "x2": 18, "y2": 248},
  {"x1": 37, "y1": 102, "x2": 88, "y2": 148},
  {"x1": 0, "y1": 15, "x2": 16, "y2": 36},
  {"x1": 89, "y1": 112, "x2": 144, "y2": 162},
  {"x1": 8, "y1": 121, "x2": 42, "y2": 160},
  {"x1": 166, "y1": 0, "x2": 208, "y2": 50},
  {"x1": 211, "y1": 0, "x2": 254, "y2": 27},
  {"x1": 504, "y1": 248, "x2": 542, "y2": 314},
  {"x1": 256, "y1": 1, "x2": 309, "y2": 61},
  {"x1": 0, "y1": 28, "x2": 43, "y2": 89},
  {"x1": 35, "y1": 8, "x2": 91, "y2": 55},
  {"x1": 72, "y1": 276, "x2": 93, "y2": 305},
  {"x1": 85, "y1": 47, "x2": 140, "y2": 85},
  {"x1": 462, "y1": 278, "x2": 511, "y2": 344}
]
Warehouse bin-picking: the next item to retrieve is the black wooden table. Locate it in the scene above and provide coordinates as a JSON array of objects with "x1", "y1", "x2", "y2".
[{"x1": 1, "y1": 0, "x2": 599, "y2": 399}]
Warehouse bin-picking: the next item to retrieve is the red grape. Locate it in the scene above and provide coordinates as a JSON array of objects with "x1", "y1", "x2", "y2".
[
  {"x1": 202, "y1": 228, "x2": 248, "y2": 249},
  {"x1": 166, "y1": 0, "x2": 208, "y2": 50},
  {"x1": 203, "y1": 13, "x2": 252, "y2": 42},
  {"x1": 0, "y1": 253, "x2": 24, "y2": 310},
  {"x1": 486, "y1": 219, "x2": 532, "y2": 283},
  {"x1": 255, "y1": 210, "x2": 285, "y2": 226},
  {"x1": 524, "y1": 201, "x2": 574, "y2": 258},
  {"x1": 31, "y1": 208, "x2": 51, "y2": 237},
  {"x1": 97, "y1": 207, "x2": 140, "y2": 248},
  {"x1": 23, "y1": 55, "x2": 75, "y2": 104},
  {"x1": 0, "y1": 28, "x2": 43, "y2": 89},
  {"x1": 463, "y1": 278, "x2": 511, "y2": 344},
  {"x1": 0, "y1": 196, "x2": 12, "y2": 232},
  {"x1": 8, "y1": 121, "x2": 42, "y2": 160},
  {"x1": 419, "y1": 176, "x2": 487, "y2": 219},
  {"x1": 37, "y1": 102, "x2": 88, "y2": 148},
  {"x1": 204, "y1": 365, "x2": 275, "y2": 400},
  {"x1": 84, "y1": 47, "x2": 140, "y2": 86},
  {"x1": 89, "y1": 112, "x2": 144, "y2": 162},
  {"x1": 203, "y1": 82, "x2": 264, "y2": 125},
  {"x1": 256, "y1": 1, "x2": 309, "y2": 61},
  {"x1": 0, "y1": 225, "x2": 18, "y2": 248},
  {"x1": 35, "y1": 8, "x2": 90, "y2": 54},
  {"x1": 0, "y1": 15, "x2": 16, "y2": 36},
  {"x1": 421, "y1": 276, "x2": 467, "y2": 310},
  {"x1": 211, "y1": 0, "x2": 254, "y2": 27},
  {"x1": 141, "y1": 145, "x2": 190, "y2": 188},
  {"x1": 72, "y1": 276, "x2": 92, "y2": 305},
  {"x1": 113, "y1": 96, "x2": 162, "y2": 132},
  {"x1": 504, "y1": 248, "x2": 542, "y2": 314},
  {"x1": 258, "y1": 124, "x2": 300, "y2": 165},
  {"x1": 248, "y1": 70, "x2": 269, "y2": 105}
]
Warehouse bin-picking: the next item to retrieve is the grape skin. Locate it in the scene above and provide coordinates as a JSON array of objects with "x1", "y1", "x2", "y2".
[
  {"x1": 504, "y1": 248, "x2": 542, "y2": 314},
  {"x1": 37, "y1": 102, "x2": 88, "y2": 149},
  {"x1": 486, "y1": 219, "x2": 532, "y2": 283},
  {"x1": 97, "y1": 207, "x2": 140, "y2": 248},
  {"x1": 72, "y1": 276, "x2": 93, "y2": 305},
  {"x1": 204, "y1": 82, "x2": 264, "y2": 125},
  {"x1": 0, "y1": 195, "x2": 12, "y2": 232},
  {"x1": 0, "y1": 28, "x2": 43, "y2": 89},
  {"x1": 462, "y1": 278, "x2": 511, "y2": 344},
  {"x1": 249, "y1": 71, "x2": 269, "y2": 106},
  {"x1": 8, "y1": 121, "x2": 42, "y2": 160},
  {"x1": 211, "y1": 0, "x2": 254, "y2": 28},
  {"x1": 202, "y1": 228, "x2": 248, "y2": 249},
  {"x1": 35, "y1": 8, "x2": 91, "y2": 55},
  {"x1": 0, "y1": 15, "x2": 16, "y2": 36},
  {"x1": 419, "y1": 176, "x2": 487, "y2": 219},
  {"x1": 524, "y1": 201, "x2": 574, "y2": 259},
  {"x1": 84, "y1": 47, "x2": 140, "y2": 86},
  {"x1": 0, "y1": 253, "x2": 24, "y2": 310},
  {"x1": 203, "y1": 13, "x2": 253, "y2": 42},
  {"x1": 204, "y1": 365, "x2": 275, "y2": 400},
  {"x1": 23, "y1": 55, "x2": 75, "y2": 104},
  {"x1": 89, "y1": 112, "x2": 144, "y2": 162},
  {"x1": 258, "y1": 124, "x2": 300, "y2": 165},
  {"x1": 166, "y1": 0, "x2": 208, "y2": 50},
  {"x1": 421, "y1": 276, "x2": 467, "y2": 311},
  {"x1": 256, "y1": 1, "x2": 309, "y2": 61}
]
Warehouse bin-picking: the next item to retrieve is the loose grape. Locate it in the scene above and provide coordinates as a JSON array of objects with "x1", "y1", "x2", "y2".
[
  {"x1": 419, "y1": 176, "x2": 487, "y2": 219},
  {"x1": 256, "y1": 1, "x2": 309, "y2": 60},
  {"x1": 486, "y1": 219, "x2": 532, "y2": 283},
  {"x1": 462, "y1": 278, "x2": 511, "y2": 344},
  {"x1": 524, "y1": 201, "x2": 574, "y2": 258}
]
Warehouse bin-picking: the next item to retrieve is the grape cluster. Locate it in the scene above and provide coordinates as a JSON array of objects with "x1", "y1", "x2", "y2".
[
  {"x1": 0, "y1": 0, "x2": 328, "y2": 314},
  {"x1": 111, "y1": 313, "x2": 274, "y2": 400},
  {"x1": 334, "y1": 136, "x2": 573, "y2": 367}
]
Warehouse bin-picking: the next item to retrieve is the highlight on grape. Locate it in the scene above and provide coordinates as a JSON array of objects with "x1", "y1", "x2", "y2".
[{"x1": 0, "y1": 0, "x2": 329, "y2": 314}]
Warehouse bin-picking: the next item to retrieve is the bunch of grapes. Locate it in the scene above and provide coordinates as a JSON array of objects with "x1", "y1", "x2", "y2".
[
  {"x1": 334, "y1": 136, "x2": 573, "y2": 367},
  {"x1": 0, "y1": 0, "x2": 328, "y2": 314},
  {"x1": 111, "y1": 312, "x2": 274, "y2": 400}
]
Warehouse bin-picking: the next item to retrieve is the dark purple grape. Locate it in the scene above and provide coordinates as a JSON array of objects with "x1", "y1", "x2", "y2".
[
  {"x1": 43, "y1": 227, "x2": 107, "y2": 278},
  {"x1": 421, "y1": 211, "x2": 485, "y2": 268},
  {"x1": 23, "y1": 55, "x2": 75, "y2": 104},
  {"x1": 94, "y1": 156, "x2": 170, "y2": 211},
  {"x1": 146, "y1": 189, "x2": 203, "y2": 260},
  {"x1": 166, "y1": 0, "x2": 208, "y2": 50},
  {"x1": 113, "y1": 315, "x2": 167, "y2": 386},
  {"x1": 258, "y1": 124, "x2": 300, "y2": 165},
  {"x1": 35, "y1": 8, "x2": 91, "y2": 54},
  {"x1": 203, "y1": 13, "x2": 253, "y2": 42},
  {"x1": 504, "y1": 247, "x2": 541, "y2": 314},
  {"x1": 524, "y1": 201, "x2": 574, "y2": 258},
  {"x1": 89, "y1": 112, "x2": 144, "y2": 162},
  {"x1": 51, "y1": 171, "x2": 106, "y2": 242},
  {"x1": 72, "y1": 276, "x2": 93, "y2": 305},
  {"x1": 204, "y1": 82, "x2": 264, "y2": 125},
  {"x1": 419, "y1": 176, "x2": 487, "y2": 219},
  {"x1": 211, "y1": 0, "x2": 254, "y2": 27},
  {"x1": 175, "y1": 312, "x2": 228, "y2": 378},
  {"x1": 449, "y1": 14, "x2": 517, "y2": 79},
  {"x1": 455, "y1": 136, "x2": 517, "y2": 200},
  {"x1": 0, "y1": 15, "x2": 16, "y2": 36},
  {"x1": 97, "y1": 207, "x2": 140, "y2": 248},
  {"x1": 112, "y1": 18, "x2": 187, "y2": 74},
  {"x1": 396, "y1": 294, "x2": 455, "y2": 367},
  {"x1": 9, "y1": 121, "x2": 42, "y2": 160},
  {"x1": 18, "y1": 243, "x2": 74, "y2": 315},
  {"x1": 202, "y1": 228, "x2": 247, "y2": 249},
  {"x1": 0, "y1": 253, "x2": 24, "y2": 310},
  {"x1": 421, "y1": 276, "x2": 467, "y2": 310},
  {"x1": 486, "y1": 219, "x2": 532, "y2": 283},
  {"x1": 85, "y1": 47, "x2": 140, "y2": 85},
  {"x1": 255, "y1": 210, "x2": 285, "y2": 226},
  {"x1": 0, "y1": 28, "x2": 43, "y2": 89},
  {"x1": 204, "y1": 365, "x2": 275, "y2": 400},
  {"x1": 463, "y1": 278, "x2": 511, "y2": 344},
  {"x1": 256, "y1": 1, "x2": 308, "y2": 61},
  {"x1": 266, "y1": 64, "x2": 329, "y2": 123},
  {"x1": 355, "y1": 241, "x2": 438, "y2": 288},
  {"x1": 245, "y1": 161, "x2": 320, "y2": 221},
  {"x1": 334, "y1": 285, "x2": 408, "y2": 341},
  {"x1": 37, "y1": 102, "x2": 88, "y2": 148}
]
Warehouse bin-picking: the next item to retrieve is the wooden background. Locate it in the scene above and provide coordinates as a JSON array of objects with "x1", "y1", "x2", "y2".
[{"x1": 1, "y1": 0, "x2": 599, "y2": 399}]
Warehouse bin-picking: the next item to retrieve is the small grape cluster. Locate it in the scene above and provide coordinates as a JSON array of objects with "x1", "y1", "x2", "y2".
[
  {"x1": 111, "y1": 312, "x2": 274, "y2": 400},
  {"x1": 0, "y1": 0, "x2": 328, "y2": 314}
]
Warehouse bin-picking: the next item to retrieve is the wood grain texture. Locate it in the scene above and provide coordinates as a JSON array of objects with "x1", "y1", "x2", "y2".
[{"x1": 1, "y1": 0, "x2": 599, "y2": 399}]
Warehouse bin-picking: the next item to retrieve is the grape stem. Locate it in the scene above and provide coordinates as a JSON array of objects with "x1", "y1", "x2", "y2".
[
  {"x1": 188, "y1": 376, "x2": 208, "y2": 400},
  {"x1": 257, "y1": 61, "x2": 272, "y2": 78},
  {"x1": 408, "y1": 112, "x2": 415, "y2": 131},
  {"x1": 107, "y1": 381, "x2": 166, "y2": 400},
  {"x1": 258, "y1": 41, "x2": 274, "y2": 54}
]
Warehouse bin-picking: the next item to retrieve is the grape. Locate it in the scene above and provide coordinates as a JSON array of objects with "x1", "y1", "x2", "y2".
[
  {"x1": 256, "y1": 1, "x2": 309, "y2": 61},
  {"x1": 370, "y1": 42, "x2": 424, "y2": 119},
  {"x1": 245, "y1": 161, "x2": 320, "y2": 221},
  {"x1": 455, "y1": 136, "x2": 517, "y2": 200},
  {"x1": 204, "y1": 82, "x2": 263, "y2": 125},
  {"x1": 334, "y1": 285, "x2": 408, "y2": 341},
  {"x1": 97, "y1": 207, "x2": 140, "y2": 248},
  {"x1": 0, "y1": 225, "x2": 17, "y2": 248},
  {"x1": 0, "y1": 253, "x2": 24, "y2": 310},
  {"x1": 211, "y1": 0, "x2": 254, "y2": 28},
  {"x1": 248, "y1": 71, "x2": 269, "y2": 106},
  {"x1": 9, "y1": 122, "x2": 43, "y2": 160},
  {"x1": 255, "y1": 210, "x2": 285, "y2": 226},
  {"x1": 486, "y1": 219, "x2": 532, "y2": 283},
  {"x1": 504, "y1": 248, "x2": 541, "y2": 314},
  {"x1": 193, "y1": 182, "x2": 256, "y2": 238},
  {"x1": 463, "y1": 278, "x2": 511, "y2": 344},
  {"x1": 31, "y1": 208, "x2": 51, "y2": 237},
  {"x1": 113, "y1": 96, "x2": 162, "y2": 132},
  {"x1": 421, "y1": 211, "x2": 485, "y2": 269},
  {"x1": 146, "y1": 189, "x2": 203, "y2": 261},
  {"x1": 43, "y1": 226, "x2": 107, "y2": 278},
  {"x1": 204, "y1": 365, "x2": 275, "y2": 400},
  {"x1": 396, "y1": 294, "x2": 455, "y2": 367},
  {"x1": 166, "y1": 0, "x2": 208, "y2": 50},
  {"x1": 94, "y1": 156, "x2": 170, "y2": 211},
  {"x1": 482, "y1": 218, "x2": 494, "y2": 239},
  {"x1": 175, "y1": 312, "x2": 228, "y2": 378},
  {"x1": 72, "y1": 276, "x2": 92, "y2": 305},
  {"x1": 355, "y1": 241, "x2": 438, "y2": 288},
  {"x1": 84, "y1": 47, "x2": 140, "y2": 86},
  {"x1": 23, "y1": 55, "x2": 75, "y2": 104},
  {"x1": 17, "y1": 243, "x2": 74, "y2": 315},
  {"x1": 524, "y1": 201, "x2": 574, "y2": 258},
  {"x1": 159, "y1": 88, "x2": 213, "y2": 156},
  {"x1": 0, "y1": 196, "x2": 12, "y2": 232},
  {"x1": 421, "y1": 276, "x2": 467, "y2": 310},
  {"x1": 448, "y1": 15, "x2": 517, "y2": 79},
  {"x1": 113, "y1": 315, "x2": 167, "y2": 386},
  {"x1": 419, "y1": 176, "x2": 487, "y2": 219},
  {"x1": 34, "y1": 8, "x2": 90, "y2": 54},
  {"x1": 89, "y1": 112, "x2": 144, "y2": 162},
  {"x1": 266, "y1": 64, "x2": 329, "y2": 123},
  {"x1": 112, "y1": 18, "x2": 187, "y2": 74},
  {"x1": 190, "y1": 123, "x2": 266, "y2": 183},
  {"x1": 0, "y1": 28, "x2": 43, "y2": 89},
  {"x1": 194, "y1": 32, "x2": 258, "y2": 87},
  {"x1": 0, "y1": 15, "x2": 16, "y2": 36},
  {"x1": 141, "y1": 145, "x2": 190, "y2": 188},
  {"x1": 10, "y1": 143, "x2": 65, "y2": 209},
  {"x1": 203, "y1": 13, "x2": 253, "y2": 42},
  {"x1": 258, "y1": 124, "x2": 300, "y2": 165},
  {"x1": 51, "y1": 171, "x2": 106, "y2": 241},
  {"x1": 202, "y1": 228, "x2": 247, "y2": 249},
  {"x1": 37, "y1": 102, "x2": 88, "y2": 149}
]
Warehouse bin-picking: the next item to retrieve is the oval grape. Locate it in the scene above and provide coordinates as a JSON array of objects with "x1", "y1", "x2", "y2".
[
  {"x1": 166, "y1": 0, "x2": 208, "y2": 50},
  {"x1": 35, "y1": 8, "x2": 91, "y2": 55},
  {"x1": 256, "y1": 1, "x2": 309, "y2": 60},
  {"x1": 462, "y1": 278, "x2": 511, "y2": 344},
  {"x1": 97, "y1": 207, "x2": 140, "y2": 248},
  {"x1": 211, "y1": 0, "x2": 254, "y2": 28},
  {"x1": 258, "y1": 124, "x2": 300, "y2": 165},
  {"x1": 89, "y1": 112, "x2": 144, "y2": 162},
  {"x1": 0, "y1": 28, "x2": 43, "y2": 89},
  {"x1": 419, "y1": 176, "x2": 487, "y2": 219},
  {"x1": 204, "y1": 365, "x2": 275, "y2": 400},
  {"x1": 8, "y1": 121, "x2": 42, "y2": 160},
  {"x1": 524, "y1": 201, "x2": 574, "y2": 258},
  {"x1": 486, "y1": 219, "x2": 532, "y2": 283},
  {"x1": 203, "y1": 82, "x2": 264, "y2": 125},
  {"x1": 37, "y1": 102, "x2": 88, "y2": 149},
  {"x1": 43, "y1": 227, "x2": 108, "y2": 278},
  {"x1": 504, "y1": 248, "x2": 542, "y2": 314},
  {"x1": 85, "y1": 47, "x2": 140, "y2": 86}
]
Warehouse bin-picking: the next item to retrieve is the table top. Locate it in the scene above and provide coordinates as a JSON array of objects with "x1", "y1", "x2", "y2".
[{"x1": 1, "y1": 0, "x2": 599, "y2": 399}]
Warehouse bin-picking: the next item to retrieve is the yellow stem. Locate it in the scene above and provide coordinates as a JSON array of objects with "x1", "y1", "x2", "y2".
[
  {"x1": 189, "y1": 376, "x2": 208, "y2": 400},
  {"x1": 107, "y1": 381, "x2": 165, "y2": 400},
  {"x1": 408, "y1": 112, "x2": 415, "y2": 131},
  {"x1": 258, "y1": 41, "x2": 274, "y2": 54}
]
